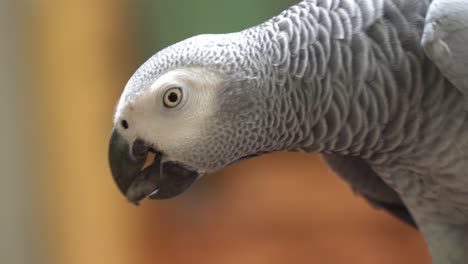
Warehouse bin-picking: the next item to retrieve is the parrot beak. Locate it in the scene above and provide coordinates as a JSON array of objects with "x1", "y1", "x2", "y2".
[{"x1": 108, "y1": 129, "x2": 199, "y2": 204}]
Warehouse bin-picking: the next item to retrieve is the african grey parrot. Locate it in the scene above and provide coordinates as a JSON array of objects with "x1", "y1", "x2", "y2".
[{"x1": 108, "y1": 0, "x2": 468, "y2": 262}]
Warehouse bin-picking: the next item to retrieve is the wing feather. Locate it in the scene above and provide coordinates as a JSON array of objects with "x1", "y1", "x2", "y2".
[
  {"x1": 321, "y1": 153, "x2": 416, "y2": 228},
  {"x1": 422, "y1": 0, "x2": 468, "y2": 100}
]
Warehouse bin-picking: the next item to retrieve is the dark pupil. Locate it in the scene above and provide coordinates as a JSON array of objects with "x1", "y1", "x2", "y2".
[{"x1": 168, "y1": 92, "x2": 178, "y2": 103}]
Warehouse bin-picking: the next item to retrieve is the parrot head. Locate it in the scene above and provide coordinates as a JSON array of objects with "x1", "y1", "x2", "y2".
[{"x1": 108, "y1": 33, "x2": 280, "y2": 204}]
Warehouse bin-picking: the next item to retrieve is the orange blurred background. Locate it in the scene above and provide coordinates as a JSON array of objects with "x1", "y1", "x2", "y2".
[{"x1": 3, "y1": 0, "x2": 431, "y2": 263}]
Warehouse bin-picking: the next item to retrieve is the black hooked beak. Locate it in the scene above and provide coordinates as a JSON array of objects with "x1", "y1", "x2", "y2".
[{"x1": 108, "y1": 129, "x2": 200, "y2": 204}]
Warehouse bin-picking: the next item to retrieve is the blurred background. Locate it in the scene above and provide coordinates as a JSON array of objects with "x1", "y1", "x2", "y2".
[{"x1": 1, "y1": 0, "x2": 431, "y2": 263}]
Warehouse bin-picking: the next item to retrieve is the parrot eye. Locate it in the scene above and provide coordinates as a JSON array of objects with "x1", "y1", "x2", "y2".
[{"x1": 163, "y1": 87, "x2": 183, "y2": 108}]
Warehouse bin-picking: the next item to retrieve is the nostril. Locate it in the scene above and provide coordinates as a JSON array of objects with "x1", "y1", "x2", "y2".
[{"x1": 121, "y1": 120, "x2": 129, "y2": 129}]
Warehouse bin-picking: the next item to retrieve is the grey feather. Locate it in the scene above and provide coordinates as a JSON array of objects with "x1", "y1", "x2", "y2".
[{"x1": 422, "y1": 0, "x2": 468, "y2": 101}]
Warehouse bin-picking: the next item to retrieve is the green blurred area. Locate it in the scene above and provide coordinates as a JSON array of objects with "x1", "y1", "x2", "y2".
[{"x1": 135, "y1": 0, "x2": 296, "y2": 56}]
